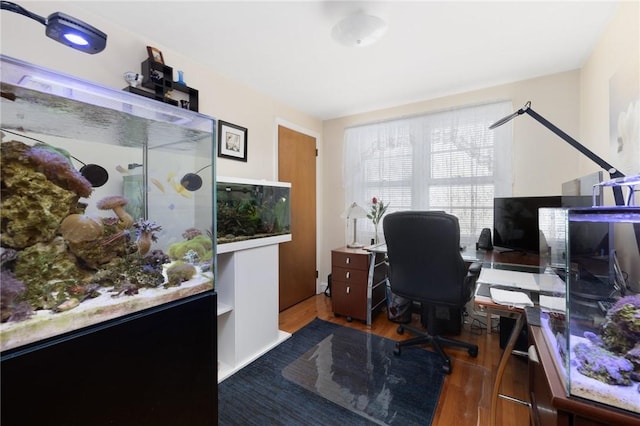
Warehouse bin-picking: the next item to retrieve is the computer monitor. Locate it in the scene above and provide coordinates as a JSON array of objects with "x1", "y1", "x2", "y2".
[{"x1": 493, "y1": 196, "x2": 563, "y2": 253}]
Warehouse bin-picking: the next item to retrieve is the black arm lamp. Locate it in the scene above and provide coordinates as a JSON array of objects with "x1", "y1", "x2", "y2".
[
  {"x1": 1, "y1": 1, "x2": 107, "y2": 54},
  {"x1": 490, "y1": 101, "x2": 626, "y2": 206}
]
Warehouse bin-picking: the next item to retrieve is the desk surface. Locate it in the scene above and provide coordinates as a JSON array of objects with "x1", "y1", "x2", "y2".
[{"x1": 367, "y1": 243, "x2": 545, "y2": 267}]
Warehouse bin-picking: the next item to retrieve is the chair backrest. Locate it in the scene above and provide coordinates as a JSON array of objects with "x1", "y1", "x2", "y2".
[{"x1": 383, "y1": 211, "x2": 467, "y2": 306}]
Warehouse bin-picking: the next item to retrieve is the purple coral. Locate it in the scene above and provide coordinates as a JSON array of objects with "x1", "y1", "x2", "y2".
[
  {"x1": 182, "y1": 227, "x2": 202, "y2": 240},
  {"x1": 0, "y1": 270, "x2": 33, "y2": 322},
  {"x1": 26, "y1": 146, "x2": 92, "y2": 198}
]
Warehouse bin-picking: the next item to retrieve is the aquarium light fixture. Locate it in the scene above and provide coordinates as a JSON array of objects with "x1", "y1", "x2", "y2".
[
  {"x1": 180, "y1": 164, "x2": 212, "y2": 192},
  {"x1": 1, "y1": 1, "x2": 107, "y2": 54}
]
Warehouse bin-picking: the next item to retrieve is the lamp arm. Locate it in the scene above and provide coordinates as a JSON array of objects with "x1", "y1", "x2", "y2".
[
  {"x1": 522, "y1": 106, "x2": 626, "y2": 206},
  {"x1": 1, "y1": 1, "x2": 46, "y2": 25}
]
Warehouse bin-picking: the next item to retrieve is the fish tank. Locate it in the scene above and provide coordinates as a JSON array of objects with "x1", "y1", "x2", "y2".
[
  {"x1": 0, "y1": 55, "x2": 216, "y2": 353},
  {"x1": 541, "y1": 206, "x2": 640, "y2": 415},
  {"x1": 216, "y1": 176, "x2": 290, "y2": 246}
]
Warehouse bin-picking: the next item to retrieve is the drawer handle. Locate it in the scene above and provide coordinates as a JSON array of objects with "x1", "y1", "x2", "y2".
[
  {"x1": 345, "y1": 271, "x2": 350, "y2": 279},
  {"x1": 346, "y1": 257, "x2": 350, "y2": 264},
  {"x1": 346, "y1": 286, "x2": 350, "y2": 294}
]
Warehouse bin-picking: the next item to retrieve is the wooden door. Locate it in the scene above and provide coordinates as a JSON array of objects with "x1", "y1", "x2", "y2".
[{"x1": 278, "y1": 125, "x2": 316, "y2": 311}]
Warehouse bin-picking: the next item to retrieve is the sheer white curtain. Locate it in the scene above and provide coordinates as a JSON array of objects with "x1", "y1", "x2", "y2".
[{"x1": 343, "y1": 101, "x2": 513, "y2": 246}]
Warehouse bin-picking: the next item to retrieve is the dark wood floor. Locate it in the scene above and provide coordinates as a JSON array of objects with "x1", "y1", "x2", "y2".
[{"x1": 279, "y1": 294, "x2": 530, "y2": 426}]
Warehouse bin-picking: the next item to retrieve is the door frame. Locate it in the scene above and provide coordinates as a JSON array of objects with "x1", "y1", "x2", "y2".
[{"x1": 274, "y1": 117, "x2": 323, "y2": 294}]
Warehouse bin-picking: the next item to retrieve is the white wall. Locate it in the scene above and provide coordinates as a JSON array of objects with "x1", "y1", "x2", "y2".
[
  {"x1": 580, "y1": 1, "x2": 640, "y2": 290},
  {"x1": 0, "y1": 1, "x2": 323, "y2": 182}
]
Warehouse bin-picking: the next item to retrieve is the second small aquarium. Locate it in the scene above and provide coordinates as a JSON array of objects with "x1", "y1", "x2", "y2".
[
  {"x1": 216, "y1": 177, "x2": 290, "y2": 245},
  {"x1": 541, "y1": 207, "x2": 640, "y2": 415}
]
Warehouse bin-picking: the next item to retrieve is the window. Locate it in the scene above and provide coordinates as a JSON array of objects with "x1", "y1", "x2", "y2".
[{"x1": 343, "y1": 101, "x2": 513, "y2": 245}]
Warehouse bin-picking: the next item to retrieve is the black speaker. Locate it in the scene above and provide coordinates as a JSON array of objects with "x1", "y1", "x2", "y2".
[{"x1": 476, "y1": 227, "x2": 493, "y2": 250}]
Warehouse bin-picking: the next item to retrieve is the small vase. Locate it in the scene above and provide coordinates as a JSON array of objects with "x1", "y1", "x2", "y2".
[{"x1": 374, "y1": 223, "x2": 379, "y2": 244}]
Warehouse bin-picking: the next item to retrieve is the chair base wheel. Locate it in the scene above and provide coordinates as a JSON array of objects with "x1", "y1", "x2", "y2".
[
  {"x1": 393, "y1": 344, "x2": 401, "y2": 356},
  {"x1": 441, "y1": 362, "x2": 451, "y2": 374},
  {"x1": 468, "y1": 347, "x2": 478, "y2": 357},
  {"x1": 346, "y1": 316, "x2": 352, "y2": 322},
  {"x1": 397, "y1": 325, "x2": 404, "y2": 335}
]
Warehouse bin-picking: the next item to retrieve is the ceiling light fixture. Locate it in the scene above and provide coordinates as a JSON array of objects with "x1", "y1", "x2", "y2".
[
  {"x1": 1, "y1": 1, "x2": 107, "y2": 54},
  {"x1": 331, "y1": 12, "x2": 387, "y2": 48}
]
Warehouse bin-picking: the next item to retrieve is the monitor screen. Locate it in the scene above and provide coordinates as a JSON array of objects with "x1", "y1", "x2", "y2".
[{"x1": 493, "y1": 196, "x2": 563, "y2": 253}]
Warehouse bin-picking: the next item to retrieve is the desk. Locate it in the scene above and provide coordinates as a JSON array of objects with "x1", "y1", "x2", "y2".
[{"x1": 472, "y1": 257, "x2": 546, "y2": 426}]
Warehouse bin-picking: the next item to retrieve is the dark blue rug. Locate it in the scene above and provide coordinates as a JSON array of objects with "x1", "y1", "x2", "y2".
[{"x1": 218, "y1": 318, "x2": 445, "y2": 425}]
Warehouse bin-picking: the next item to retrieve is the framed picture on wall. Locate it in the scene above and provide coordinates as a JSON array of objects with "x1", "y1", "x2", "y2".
[{"x1": 218, "y1": 120, "x2": 248, "y2": 162}]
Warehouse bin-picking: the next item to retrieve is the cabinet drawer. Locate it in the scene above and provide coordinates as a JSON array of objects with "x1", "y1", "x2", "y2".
[
  {"x1": 331, "y1": 280, "x2": 367, "y2": 320},
  {"x1": 331, "y1": 266, "x2": 368, "y2": 284},
  {"x1": 331, "y1": 251, "x2": 368, "y2": 271}
]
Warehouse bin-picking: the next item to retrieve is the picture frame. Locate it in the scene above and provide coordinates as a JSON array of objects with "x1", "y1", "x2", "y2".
[
  {"x1": 218, "y1": 120, "x2": 248, "y2": 162},
  {"x1": 146, "y1": 46, "x2": 164, "y2": 64}
]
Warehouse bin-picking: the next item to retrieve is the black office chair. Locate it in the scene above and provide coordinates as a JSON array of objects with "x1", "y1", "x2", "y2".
[{"x1": 383, "y1": 211, "x2": 481, "y2": 374}]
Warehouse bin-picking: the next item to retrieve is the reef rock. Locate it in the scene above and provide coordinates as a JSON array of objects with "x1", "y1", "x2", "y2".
[
  {"x1": 14, "y1": 237, "x2": 91, "y2": 310},
  {"x1": 600, "y1": 295, "x2": 640, "y2": 354},
  {"x1": 1, "y1": 141, "x2": 81, "y2": 249}
]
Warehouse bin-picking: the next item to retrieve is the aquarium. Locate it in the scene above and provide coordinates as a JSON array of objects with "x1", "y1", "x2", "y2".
[
  {"x1": 216, "y1": 176, "x2": 290, "y2": 245},
  {"x1": 541, "y1": 207, "x2": 640, "y2": 415},
  {"x1": 0, "y1": 55, "x2": 216, "y2": 352}
]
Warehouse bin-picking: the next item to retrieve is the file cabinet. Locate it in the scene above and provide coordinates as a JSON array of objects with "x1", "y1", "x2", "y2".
[{"x1": 331, "y1": 247, "x2": 387, "y2": 325}]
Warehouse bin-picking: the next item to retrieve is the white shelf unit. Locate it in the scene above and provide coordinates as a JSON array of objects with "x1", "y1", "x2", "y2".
[{"x1": 216, "y1": 237, "x2": 291, "y2": 382}]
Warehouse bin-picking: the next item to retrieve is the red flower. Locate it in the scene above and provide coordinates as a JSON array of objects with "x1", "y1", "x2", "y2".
[{"x1": 372, "y1": 197, "x2": 378, "y2": 204}]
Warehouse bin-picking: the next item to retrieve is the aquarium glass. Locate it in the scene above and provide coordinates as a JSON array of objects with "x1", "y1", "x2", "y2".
[
  {"x1": 542, "y1": 207, "x2": 640, "y2": 414},
  {"x1": 0, "y1": 55, "x2": 216, "y2": 353},
  {"x1": 216, "y1": 177, "x2": 291, "y2": 245}
]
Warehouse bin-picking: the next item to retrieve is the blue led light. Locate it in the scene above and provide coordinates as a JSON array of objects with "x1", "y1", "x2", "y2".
[{"x1": 63, "y1": 33, "x2": 89, "y2": 46}]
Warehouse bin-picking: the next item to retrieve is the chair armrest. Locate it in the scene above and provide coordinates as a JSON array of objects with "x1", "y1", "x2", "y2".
[
  {"x1": 467, "y1": 262, "x2": 482, "y2": 276},
  {"x1": 464, "y1": 262, "x2": 483, "y2": 302}
]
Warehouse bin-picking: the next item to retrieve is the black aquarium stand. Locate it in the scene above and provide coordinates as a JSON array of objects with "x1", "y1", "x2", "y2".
[{"x1": 1, "y1": 292, "x2": 217, "y2": 426}]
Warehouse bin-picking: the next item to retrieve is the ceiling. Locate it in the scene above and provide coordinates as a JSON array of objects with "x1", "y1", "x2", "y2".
[{"x1": 75, "y1": 1, "x2": 619, "y2": 120}]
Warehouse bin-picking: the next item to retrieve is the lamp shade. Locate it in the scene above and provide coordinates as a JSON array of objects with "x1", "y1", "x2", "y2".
[
  {"x1": 331, "y1": 13, "x2": 387, "y2": 47},
  {"x1": 345, "y1": 202, "x2": 368, "y2": 219}
]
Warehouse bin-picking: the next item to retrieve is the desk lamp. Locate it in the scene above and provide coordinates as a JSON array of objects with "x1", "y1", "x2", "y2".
[
  {"x1": 489, "y1": 101, "x2": 626, "y2": 205},
  {"x1": 345, "y1": 202, "x2": 368, "y2": 248},
  {"x1": 1, "y1": 1, "x2": 107, "y2": 54}
]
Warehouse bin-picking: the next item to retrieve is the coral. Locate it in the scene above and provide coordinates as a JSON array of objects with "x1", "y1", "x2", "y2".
[
  {"x1": 91, "y1": 255, "x2": 165, "y2": 295},
  {"x1": 67, "y1": 220, "x2": 132, "y2": 269},
  {"x1": 142, "y1": 249, "x2": 170, "y2": 271},
  {"x1": 59, "y1": 214, "x2": 103, "y2": 243},
  {"x1": 165, "y1": 262, "x2": 196, "y2": 287},
  {"x1": 600, "y1": 294, "x2": 640, "y2": 354},
  {"x1": 132, "y1": 219, "x2": 162, "y2": 255},
  {"x1": 0, "y1": 247, "x2": 18, "y2": 269},
  {"x1": 1, "y1": 141, "x2": 80, "y2": 249},
  {"x1": 182, "y1": 227, "x2": 202, "y2": 240},
  {"x1": 627, "y1": 343, "x2": 640, "y2": 382},
  {"x1": 573, "y1": 342, "x2": 634, "y2": 386},
  {"x1": 167, "y1": 235, "x2": 213, "y2": 261},
  {"x1": 96, "y1": 195, "x2": 134, "y2": 229},
  {"x1": 0, "y1": 270, "x2": 33, "y2": 322},
  {"x1": 26, "y1": 144, "x2": 92, "y2": 198}
]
